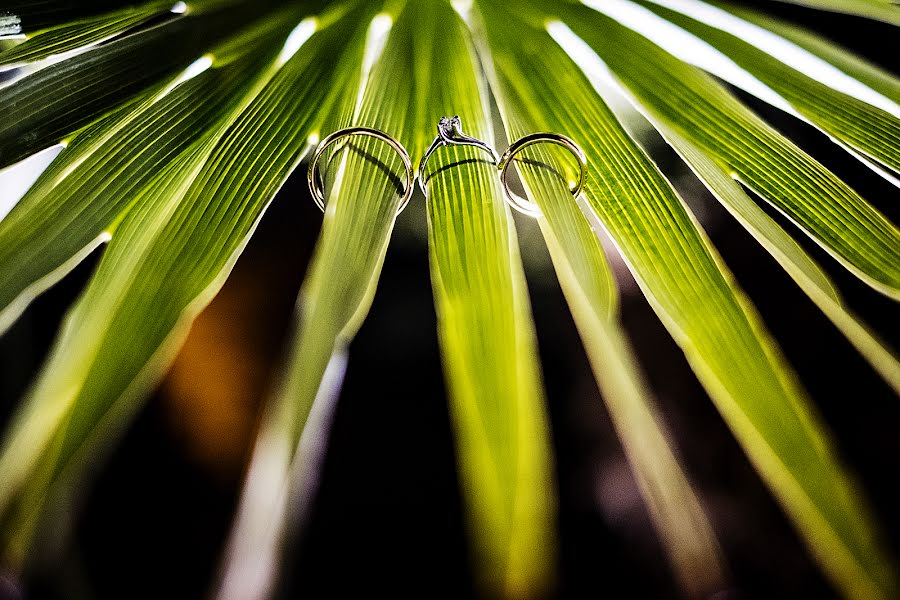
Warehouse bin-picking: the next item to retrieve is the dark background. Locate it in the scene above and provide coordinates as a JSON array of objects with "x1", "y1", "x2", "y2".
[{"x1": 1, "y1": 2, "x2": 899, "y2": 598}]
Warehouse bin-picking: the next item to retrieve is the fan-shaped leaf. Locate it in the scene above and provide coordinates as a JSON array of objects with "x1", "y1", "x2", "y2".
[
  {"x1": 0, "y1": 1, "x2": 175, "y2": 70},
  {"x1": 0, "y1": 12, "x2": 302, "y2": 334},
  {"x1": 577, "y1": 0, "x2": 900, "y2": 300},
  {"x1": 767, "y1": 0, "x2": 900, "y2": 26},
  {"x1": 477, "y1": 15, "x2": 728, "y2": 596},
  {"x1": 0, "y1": 4, "x2": 362, "y2": 563},
  {"x1": 476, "y1": 3, "x2": 898, "y2": 597},
  {"x1": 635, "y1": 0, "x2": 900, "y2": 178},
  {"x1": 0, "y1": 1, "x2": 268, "y2": 168}
]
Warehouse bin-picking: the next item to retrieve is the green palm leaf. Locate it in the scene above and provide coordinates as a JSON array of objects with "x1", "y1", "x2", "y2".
[
  {"x1": 0, "y1": 0, "x2": 360, "y2": 561},
  {"x1": 636, "y1": 0, "x2": 900, "y2": 179},
  {"x1": 0, "y1": 1, "x2": 175, "y2": 69},
  {"x1": 0, "y1": 1, "x2": 268, "y2": 168},
  {"x1": 720, "y1": 1, "x2": 900, "y2": 107},
  {"x1": 492, "y1": 87, "x2": 728, "y2": 600},
  {"x1": 477, "y1": 10, "x2": 727, "y2": 596},
  {"x1": 575, "y1": 0, "x2": 900, "y2": 300},
  {"x1": 478, "y1": 2, "x2": 897, "y2": 597},
  {"x1": 0, "y1": 0, "x2": 897, "y2": 598},
  {"x1": 219, "y1": 6, "x2": 416, "y2": 597},
  {"x1": 768, "y1": 0, "x2": 900, "y2": 26},
  {"x1": 225, "y1": 5, "x2": 558, "y2": 597},
  {"x1": 657, "y1": 124, "x2": 900, "y2": 393},
  {"x1": 418, "y1": 6, "x2": 557, "y2": 594},
  {"x1": 553, "y1": 2, "x2": 900, "y2": 395},
  {"x1": 560, "y1": 0, "x2": 900, "y2": 394},
  {"x1": 0, "y1": 17, "x2": 291, "y2": 333}
]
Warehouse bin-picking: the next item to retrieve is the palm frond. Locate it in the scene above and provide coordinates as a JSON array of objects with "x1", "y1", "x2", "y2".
[
  {"x1": 0, "y1": 1, "x2": 175, "y2": 70},
  {"x1": 0, "y1": 0, "x2": 354, "y2": 562},
  {"x1": 726, "y1": 2, "x2": 900, "y2": 106},
  {"x1": 767, "y1": 0, "x2": 900, "y2": 26},
  {"x1": 0, "y1": 14, "x2": 294, "y2": 333},
  {"x1": 229, "y1": 5, "x2": 559, "y2": 596},
  {"x1": 419, "y1": 4, "x2": 557, "y2": 594},
  {"x1": 568, "y1": 2, "x2": 900, "y2": 391},
  {"x1": 637, "y1": 0, "x2": 900, "y2": 181},
  {"x1": 0, "y1": 2, "x2": 267, "y2": 169},
  {"x1": 0, "y1": 0, "x2": 897, "y2": 598},
  {"x1": 220, "y1": 6, "x2": 416, "y2": 597},
  {"x1": 476, "y1": 9, "x2": 727, "y2": 596},
  {"x1": 478, "y1": 2, "x2": 897, "y2": 597},
  {"x1": 576, "y1": 0, "x2": 900, "y2": 299}
]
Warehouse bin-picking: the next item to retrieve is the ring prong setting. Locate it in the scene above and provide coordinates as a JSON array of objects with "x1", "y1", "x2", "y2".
[{"x1": 438, "y1": 115, "x2": 462, "y2": 141}]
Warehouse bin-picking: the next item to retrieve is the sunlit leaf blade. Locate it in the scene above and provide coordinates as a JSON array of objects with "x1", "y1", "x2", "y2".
[
  {"x1": 0, "y1": 152, "x2": 204, "y2": 558},
  {"x1": 517, "y1": 145, "x2": 729, "y2": 597},
  {"x1": 478, "y1": 3, "x2": 898, "y2": 598},
  {"x1": 227, "y1": 3, "x2": 558, "y2": 597},
  {"x1": 426, "y1": 133, "x2": 556, "y2": 598},
  {"x1": 0, "y1": 1, "x2": 266, "y2": 168},
  {"x1": 766, "y1": 0, "x2": 900, "y2": 26},
  {"x1": 576, "y1": 0, "x2": 900, "y2": 300},
  {"x1": 584, "y1": 4, "x2": 900, "y2": 392},
  {"x1": 219, "y1": 7, "x2": 417, "y2": 599},
  {"x1": 635, "y1": 0, "x2": 900, "y2": 179},
  {"x1": 0, "y1": 0, "x2": 895, "y2": 596},
  {"x1": 718, "y1": 1, "x2": 900, "y2": 106},
  {"x1": 0, "y1": 5, "x2": 356, "y2": 564},
  {"x1": 0, "y1": 0, "x2": 157, "y2": 36},
  {"x1": 0, "y1": 15, "x2": 299, "y2": 334},
  {"x1": 476, "y1": 16, "x2": 727, "y2": 596},
  {"x1": 655, "y1": 122, "x2": 900, "y2": 394},
  {"x1": 585, "y1": 3, "x2": 900, "y2": 394},
  {"x1": 413, "y1": 5, "x2": 556, "y2": 596},
  {"x1": 0, "y1": 2, "x2": 174, "y2": 70}
]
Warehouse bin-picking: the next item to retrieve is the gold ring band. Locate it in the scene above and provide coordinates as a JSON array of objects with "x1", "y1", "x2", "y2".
[
  {"x1": 307, "y1": 126, "x2": 414, "y2": 215},
  {"x1": 496, "y1": 132, "x2": 587, "y2": 217}
]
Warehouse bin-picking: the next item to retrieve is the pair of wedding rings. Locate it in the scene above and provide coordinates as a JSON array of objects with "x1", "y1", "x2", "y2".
[{"x1": 307, "y1": 116, "x2": 587, "y2": 217}]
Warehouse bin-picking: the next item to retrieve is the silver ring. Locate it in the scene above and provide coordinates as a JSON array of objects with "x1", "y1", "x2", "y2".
[
  {"x1": 496, "y1": 133, "x2": 587, "y2": 217},
  {"x1": 307, "y1": 126, "x2": 414, "y2": 215},
  {"x1": 417, "y1": 116, "x2": 500, "y2": 196}
]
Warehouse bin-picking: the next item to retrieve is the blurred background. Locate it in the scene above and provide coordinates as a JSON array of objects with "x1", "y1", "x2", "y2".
[{"x1": 0, "y1": 1, "x2": 898, "y2": 598}]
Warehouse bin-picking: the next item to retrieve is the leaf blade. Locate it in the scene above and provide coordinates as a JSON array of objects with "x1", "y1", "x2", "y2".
[
  {"x1": 477, "y1": 15, "x2": 728, "y2": 595},
  {"x1": 0, "y1": 1, "x2": 273, "y2": 168},
  {"x1": 414, "y1": 5, "x2": 557, "y2": 595},
  {"x1": 0, "y1": 14, "x2": 297, "y2": 333},
  {"x1": 477, "y1": 3, "x2": 897, "y2": 597},
  {"x1": 721, "y1": 4, "x2": 900, "y2": 107},
  {"x1": 636, "y1": 0, "x2": 900, "y2": 178},
  {"x1": 0, "y1": 5, "x2": 361, "y2": 562},
  {"x1": 578, "y1": 0, "x2": 900, "y2": 299},
  {"x1": 0, "y1": 2, "x2": 173, "y2": 70},
  {"x1": 660, "y1": 123, "x2": 900, "y2": 394}
]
